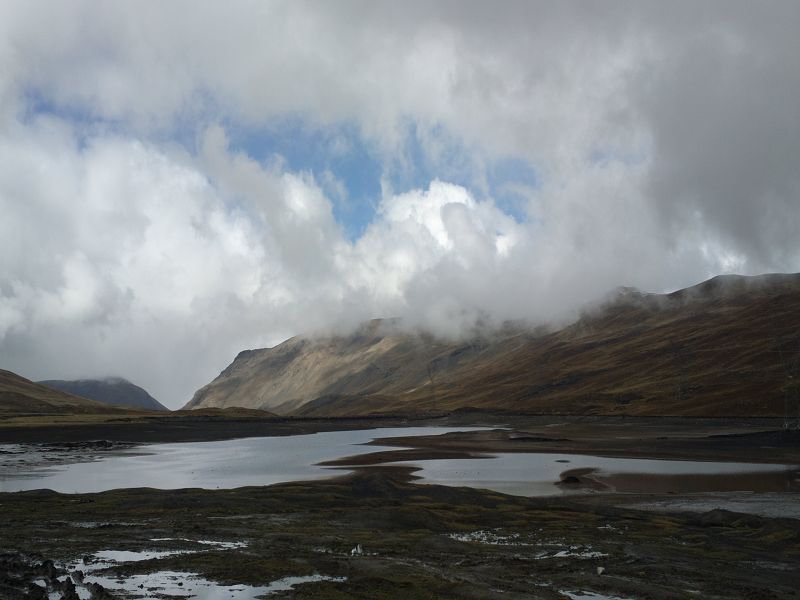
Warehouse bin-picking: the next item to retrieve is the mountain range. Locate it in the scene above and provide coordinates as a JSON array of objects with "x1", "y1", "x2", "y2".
[
  {"x1": 38, "y1": 378, "x2": 168, "y2": 411},
  {"x1": 0, "y1": 370, "x2": 128, "y2": 416},
  {"x1": 185, "y1": 273, "x2": 800, "y2": 418}
]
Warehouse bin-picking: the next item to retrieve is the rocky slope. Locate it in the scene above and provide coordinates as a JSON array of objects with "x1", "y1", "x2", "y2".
[
  {"x1": 0, "y1": 370, "x2": 127, "y2": 415},
  {"x1": 185, "y1": 273, "x2": 800, "y2": 418},
  {"x1": 38, "y1": 377, "x2": 168, "y2": 411}
]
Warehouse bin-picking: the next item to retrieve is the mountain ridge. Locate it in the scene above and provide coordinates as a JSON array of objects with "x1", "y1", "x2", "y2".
[
  {"x1": 185, "y1": 273, "x2": 800, "y2": 418},
  {"x1": 0, "y1": 370, "x2": 130, "y2": 415},
  {"x1": 38, "y1": 377, "x2": 169, "y2": 411}
]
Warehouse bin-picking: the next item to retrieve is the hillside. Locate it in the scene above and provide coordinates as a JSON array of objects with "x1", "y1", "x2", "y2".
[
  {"x1": 38, "y1": 378, "x2": 168, "y2": 411},
  {"x1": 184, "y1": 319, "x2": 459, "y2": 413},
  {"x1": 0, "y1": 370, "x2": 128, "y2": 416},
  {"x1": 185, "y1": 273, "x2": 800, "y2": 418}
]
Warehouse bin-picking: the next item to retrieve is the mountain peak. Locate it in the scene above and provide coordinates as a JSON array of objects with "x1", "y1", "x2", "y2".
[
  {"x1": 38, "y1": 378, "x2": 168, "y2": 411},
  {"x1": 184, "y1": 273, "x2": 800, "y2": 419}
]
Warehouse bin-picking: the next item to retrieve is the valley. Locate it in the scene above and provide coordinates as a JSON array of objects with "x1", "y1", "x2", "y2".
[
  {"x1": 2, "y1": 274, "x2": 799, "y2": 598},
  {"x1": 4, "y1": 4, "x2": 798, "y2": 598}
]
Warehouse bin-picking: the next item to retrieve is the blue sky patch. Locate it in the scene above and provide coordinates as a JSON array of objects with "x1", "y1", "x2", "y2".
[
  {"x1": 227, "y1": 117, "x2": 383, "y2": 240},
  {"x1": 228, "y1": 116, "x2": 540, "y2": 236},
  {"x1": 25, "y1": 89, "x2": 538, "y2": 238},
  {"x1": 487, "y1": 157, "x2": 538, "y2": 223}
]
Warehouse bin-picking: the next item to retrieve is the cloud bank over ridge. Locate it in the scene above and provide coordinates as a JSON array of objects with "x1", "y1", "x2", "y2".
[{"x1": 0, "y1": 1, "x2": 798, "y2": 406}]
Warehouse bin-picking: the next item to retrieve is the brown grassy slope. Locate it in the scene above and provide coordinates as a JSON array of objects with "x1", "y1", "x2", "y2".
[
  {"x1": 296, "y1": 274, "x2": 800, "y2": 417},
  {"x1": 184, "y1": 320, "x2": 460, "y2": 413},
  {"x1": 0, "y1": 369, "x2": 130, "y2": 415}
]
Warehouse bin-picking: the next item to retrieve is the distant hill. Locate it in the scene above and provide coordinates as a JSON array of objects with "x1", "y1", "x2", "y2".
[
  {"x1": 38, "y1": 377, "x2": 168, "y2": 411},
  {"x1": 185, "y1": 273, "x2": 800, "y2": 418},
  {"x1": 0, "y1": 370, "x2": 126, "y2": 415}
]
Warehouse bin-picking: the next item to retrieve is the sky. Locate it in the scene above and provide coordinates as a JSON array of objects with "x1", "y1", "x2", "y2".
[{"x1": 0, "y1": 1, "x2": 798, "y2": 409}]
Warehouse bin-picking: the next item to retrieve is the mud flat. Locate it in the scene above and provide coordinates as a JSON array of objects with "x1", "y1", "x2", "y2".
[{"x1": 363, "y1": 414, "x2": 800, "y2": 464}]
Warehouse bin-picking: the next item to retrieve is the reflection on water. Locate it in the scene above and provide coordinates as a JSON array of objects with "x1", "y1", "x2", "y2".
[
  {"x1": 0, "y1": 427, "x2": 486, "y2": 493},
  {"x1": 53, "y1": 561, "x2": 345, "y2": 600},
  {"x1": 561, "y1": 591, "x2": 636, "y2": 600},
  {"x1": 42, "y1": 541, "x2": 331, "y2": 600},
  {"x1": 1, "y1": 427, "x2": 797, "y2": 497},
  {"x1": 406, "y1": 452, "x2": 800, "y2": 496},
  {"x1": 93, "y1": 549, "x2": 183, "y2": 562}
]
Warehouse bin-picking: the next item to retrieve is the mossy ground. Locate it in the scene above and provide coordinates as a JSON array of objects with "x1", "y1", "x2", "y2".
[{"x1": 1, "y1": 467, "x2": 799, "y2": 599}]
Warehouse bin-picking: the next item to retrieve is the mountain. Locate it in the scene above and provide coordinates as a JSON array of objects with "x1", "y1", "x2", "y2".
[
  {"x1": 184, "y1": 319, "x2": 459, "y2": 414},
  {"x1": 37, "y1": 377, "x2": 169, "y2": 411},
  {"x1": 0, "y1": 370, "x2": 126, "y2": 415},
  {"x1": 185, "y1": 273, "x2": 800, "y2": 418}
]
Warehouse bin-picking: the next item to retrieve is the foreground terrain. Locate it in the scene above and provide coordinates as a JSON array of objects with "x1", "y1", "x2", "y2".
[
  {"x1": 1, "y1": 415, "x2": 798, "y2": 599},
  {"x1": 1, "y1": 466, "x2": 798, "y2": 599}
]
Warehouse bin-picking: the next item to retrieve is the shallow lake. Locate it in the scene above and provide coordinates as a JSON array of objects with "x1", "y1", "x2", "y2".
[
  {"x1": 1, "y1": 427, "x2": 798, "y2": 496},
  {"x1": 411, "y1": 452, "x2": 800, "y2": 496},
  {"x1": 0, "y1": 427, "x2": 484, "y2": 493}
]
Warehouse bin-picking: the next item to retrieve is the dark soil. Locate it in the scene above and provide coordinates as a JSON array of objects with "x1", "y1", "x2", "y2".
[{"x1": 1, "y1": 467, "x2": 799, "y2": 599}]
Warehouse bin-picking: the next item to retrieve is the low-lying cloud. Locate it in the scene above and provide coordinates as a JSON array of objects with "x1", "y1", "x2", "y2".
[{"x1": 0, "y1": 1, "x2": 798, "y2": 407}]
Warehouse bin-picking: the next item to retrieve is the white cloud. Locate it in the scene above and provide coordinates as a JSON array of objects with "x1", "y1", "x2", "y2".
[{"x1": 0, "y1": 1, "x2": 798, "y2": 406}]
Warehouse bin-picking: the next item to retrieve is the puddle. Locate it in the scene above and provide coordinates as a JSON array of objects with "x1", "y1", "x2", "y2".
[
  {"x1": 93, "y1": 549, "x2": 186, "y2": 562},
  {"x1": 68, "y1": 520, "x2": 142, "y2": 529},
  {"x1": 262, "y1": 574, "x2": 347, "y2": 594},
  {"x1": 536, "y1": 546, "x2": 608, "y2": 560},
  {"x1": 80, "y1": 539, "x2": 249, "y2": 567},
  {"x1": 447, "y1": 530, "x2": 528, "y2": 546},
  {"x1": 47, "y1": 543, "x2": 344, "y2": 600},
  {"x1": 64, "y1": 569, "x2": 345, "y2": 599},
  {"x1": 75, "y1": 569, "x2": 268, "y2": 599},
  {"x1": 561, "y1": 591, "x2": 635, "y2": 600},
  {"x1": 150, "y1": 537, "x2": 248, "y2": 550},
  {"x1": 447, "y1": 531, "x2": 610, "y2": 561}
]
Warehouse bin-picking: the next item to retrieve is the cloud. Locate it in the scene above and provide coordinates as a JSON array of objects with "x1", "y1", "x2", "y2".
[{"x1": 0, "y1": 1, "x2": 798, "y2": 406}]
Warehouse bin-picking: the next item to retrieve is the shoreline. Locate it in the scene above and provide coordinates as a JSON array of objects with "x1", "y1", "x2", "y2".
[
  {"x1": 2, "y1": 415, "x2": 799, "y2": 598},
  {"x1": 1, "y1": 413, "x2": 796, "y2": 464}
]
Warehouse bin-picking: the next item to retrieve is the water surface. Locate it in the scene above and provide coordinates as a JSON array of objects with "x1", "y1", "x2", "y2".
[
  {"x1": 0, "y1": 427, "x2": 485, "y2": 493},
  {"x1": 410, "y1": 452, "x2": 799, "y2": 496},
  {"x1": 1, "y1": 427, "x2": 797, "y2": 497}
]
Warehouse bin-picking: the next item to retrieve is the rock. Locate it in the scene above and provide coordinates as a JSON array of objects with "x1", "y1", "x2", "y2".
[
  {"x1": 59, "y1": 576, "x2": 80, "y2": 600},
  {"x1": 86, "y1": 581, "x2": 115, "y2": 599},
  {"x1": 37, "y1": 559, "x2": 58, "y2": 579},
  {"x1": 26, "y1": 582, "x2": 48, "y2": 600}
]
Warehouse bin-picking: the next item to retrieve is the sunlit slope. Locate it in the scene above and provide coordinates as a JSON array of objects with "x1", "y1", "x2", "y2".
[
  {"x1": 187, "y1": 273, "x2": 800, "y2": 418},
  {"x1": 184, "y1": 319, "x2": 460, "y2": 413}
]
